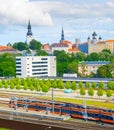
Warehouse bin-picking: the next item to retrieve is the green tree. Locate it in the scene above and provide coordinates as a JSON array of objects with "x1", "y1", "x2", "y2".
[
  {"x1": 16, "y1": 84, "x2": 21, "y2": 90},
  {"x1": 52, "y1": 81, "x2": 57, "y2": 88},
  {"x1": 4, "y1": 83, "x2": 8, "y2": 89},
  {"x1": 86, "y1": 52, "x2": 99, "y2": 61},
  {"x1": 78, "y1": 81, "x2": 83, "y2": 88},
  {"x1": 54, "y1": 50, "x2": 69, "y2": 76},
  {"x1": 88, "y1": 88, "x2": 94, "y2": 97},
  {"x1": 0, "y1": 82, "x2": 3, "y2": 88},
  {"x1": 0, "y1": 53, "x2": 16, "y2": 77},
  {"x1": 67, "y1": 61, "x2": 78, "y2": 74},
  {"x1": 65, "y1": 81, "x2": 71, "y2": 89},
  {"x1": 13, "y1": 42, "x2": 28, "y2": 51},
  {"x1": 30, "y1": 85, "x2": 34, "y2": 91},
  {"x1": 36, "y1": 85, "x2": 41, "y2": 92},
  {"x1": 46, "y1": 80, "x2": 51, "y2": 88},
  {"x1": 98, "y1": 82, "x2": 104, "y2": 89},
  {"x1": 79, "y1": 62, "x2": 87, "y2": 77},
  {"x1": 97, "y1": 65, "x2": 112, "y2": 78},
  {"x1": 106, "y1": 90, "x2": 112, "y2": 98},
  {"x1": 107, "y1": 81, "x2": 113, "y2": 90},
  {"x1": 1, "y1": 79, "x2": 6, "y2": 85},
  {"x1": 36, "y1": 50, "x2": 48, "y2": 56},
  {"x1": 91, "y1": 82, "x2": 96, "y2": 89},
  {"x1": 23, "y1": 83, "x2": 28, "y2": 90},
  {"x1": 99, "y1": 51, "x2": 111, "y2": 61},
  {"x1": 29, "y1": 39, "x2": 41, "y2": 50},
  {"x1": 71, "y1": 81, "x2": 77, "y2": 90},
  {"x1": 42, "y1": 85, "x2": 49, "y2": 92},
  {"x1": 80, "y1": 87, "x2": 86, "y2": 96},
  {"x1": 58, "y1": 79, "x2": 64, "y2": 89},
  {"x1": 97, "y1": 89, "x2": 103, "y2": 98},
  {"x1": 85, "y1": 82, "x2": 90, "y2": 89},
  {"x1": 75, "y1": 52, "x2": 86, "y2": 61},
  {"x1": 10, "y1": 83, "x2": 15, "y2": 89}
]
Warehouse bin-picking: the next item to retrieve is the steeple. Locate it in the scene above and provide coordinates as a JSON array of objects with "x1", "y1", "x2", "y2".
[
  {"x1": 26, "y1": 20, "x2": 33, "y2": 43},
  {"x1": 27, "y1": 20, "x2": 33, "y2": 36},
  {"x1": 61, "y1": 26, "x2": 65, "y2": 41}
]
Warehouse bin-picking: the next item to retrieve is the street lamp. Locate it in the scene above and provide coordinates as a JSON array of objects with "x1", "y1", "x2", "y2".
[{"x1": 45, "y1": 126, "x2": 51, "y2": 130}]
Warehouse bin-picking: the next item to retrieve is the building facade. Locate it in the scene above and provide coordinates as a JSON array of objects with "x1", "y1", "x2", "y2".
[
  {"x1": 78, "y1": 61, "x2": 110, "y2": 76},
  {"x1": 16, "y1": 56, "x2": 56, "y2": 78},
  {"x1": 76, "y1": 31, "x2": 114, "y2": 54}
]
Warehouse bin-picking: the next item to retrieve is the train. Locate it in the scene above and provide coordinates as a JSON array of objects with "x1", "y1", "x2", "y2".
[{"x1": 9, "y1": 98, "x2": 114, "y2": 124}]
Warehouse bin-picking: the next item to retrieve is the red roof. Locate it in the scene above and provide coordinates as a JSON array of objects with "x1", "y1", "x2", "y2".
[
  {"x1": 0, "y1": 46, "x2": 17, "y2": 52},
  {"x1": 106, "y1": 40, "x2": 114, "y2": 42}
]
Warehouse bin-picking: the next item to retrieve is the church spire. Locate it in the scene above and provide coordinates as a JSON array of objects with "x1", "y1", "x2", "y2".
[
  {"x1": 61, "y1": 26, "x2": 65, "y2": 41},
  {"x1": 26, "y1": 20, "x2": 33, "y2": 43},
  {"x1": 27, "y1": 20, "x2": 33, "y2": 36}
]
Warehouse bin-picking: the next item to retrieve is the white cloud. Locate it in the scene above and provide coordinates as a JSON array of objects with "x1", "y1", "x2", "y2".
[{"x1": 0, "y1": 0, "x2": 53, "y2": 26}]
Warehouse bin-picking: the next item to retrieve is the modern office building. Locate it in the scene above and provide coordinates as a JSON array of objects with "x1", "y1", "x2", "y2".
[{"x1": 16, "y1": 56, "x2": 56, "y2": 78}]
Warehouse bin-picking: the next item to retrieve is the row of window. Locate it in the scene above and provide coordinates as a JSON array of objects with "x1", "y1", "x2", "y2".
[
  {"x1": 32, "y1": 62, "x2": 47, "y2": 64},
  {"x1": 16, "y1": 70, "x2": 21, "y2": 72},
  {"x1": 32, "y1": 69, "x2": 47, "y2": 71},
  {"x1": 16, "y1": 62, "x2": 21, "y2": 64},
  {"x1": 101, "y1": 115, "x2": 113, "y2": 120},
  {"x1": 16, "y1": 66, "x2": 21, "y2": 68},
  {"x1": 41, "y1": 58, "x2": 47, "y2": 60},
  {"x1": 16, "y1": 73, "x2": 21, "y2": 76},
  {"x1": 32, "y1": 65, "x2": 48, "y2": 68},
  {"x1": 16, "y1": 58, "x2": 21, "y2": 61},
  {"x1": 32, "y1": 72, "x2": 48, "y2": 75}
]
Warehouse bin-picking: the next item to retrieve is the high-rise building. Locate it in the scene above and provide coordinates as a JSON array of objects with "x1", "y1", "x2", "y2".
[
  {"x1": 16, "y1": 56, "x2": 56, "y2": 78},
  {"x1": 26, "y1": 20, "x2": 33, "y2": 43}
]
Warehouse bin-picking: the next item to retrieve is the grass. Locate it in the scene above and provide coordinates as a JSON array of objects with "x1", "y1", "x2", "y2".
[
  {"x1": 0, "y1": 128, "x2": 11, "y2": 130},
  {"x1": 39, "y1": 96, "x2": 114, "y2": 110}
]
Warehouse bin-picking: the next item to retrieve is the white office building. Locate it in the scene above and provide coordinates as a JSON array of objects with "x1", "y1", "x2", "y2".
[{"x1": 16, "y1": 56, "x2": 56, "y2": 78}]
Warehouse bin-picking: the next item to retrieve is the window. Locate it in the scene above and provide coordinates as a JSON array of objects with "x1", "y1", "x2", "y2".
[
  {"x1": 16, "y1": 62, "x2": 21, "y2": 64},
  {"x1": 32, "y1": 65, "x2": 48, "y2": 68},
  {"x1": 41, "y1": 58, "x2": 47, "y2": 60},
  {"x1": 16, "y1": 70, "x2": 21, "y2": 72},
  {"x1": 32, "y1": 62, "x2": 47, "y2": 64},
  {"x1": 16, "y1": 58, "x2": 21, "y2": 61},
  {"x1": 16, "y1": 66, "x2": 21, "y2": 68},
  {"x1": 32, "y1": 72, "x2": 48, "y2": 75},
  {"x1": 16, "y1": 73, "x2": 21, "y2": 76}
]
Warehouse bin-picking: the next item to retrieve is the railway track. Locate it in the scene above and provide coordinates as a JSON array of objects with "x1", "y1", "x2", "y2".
[
  {"x1": 0, "y1": 91, "x2": 113, "y2": 130},
  {"x1": 0, "y1": 110, "x2": 113, "y2": 130}
]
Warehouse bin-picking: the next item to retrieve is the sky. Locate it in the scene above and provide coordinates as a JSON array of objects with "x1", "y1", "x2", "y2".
[{"x1": 0, "y1": 0, "x2": 114, "y2": 45}]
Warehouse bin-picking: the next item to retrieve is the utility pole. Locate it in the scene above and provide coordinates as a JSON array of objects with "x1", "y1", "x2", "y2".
[
  {"x1": 52, "y1": 87, "x2": 54, "y2": 116},
  {"x1": 83, "y1": 98, "x2": 87, "y2": 122}
]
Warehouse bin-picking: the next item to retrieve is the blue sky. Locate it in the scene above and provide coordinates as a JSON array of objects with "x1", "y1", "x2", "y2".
[{"x1": 0, "y1": 0, "x2": 114, "y2": 45}]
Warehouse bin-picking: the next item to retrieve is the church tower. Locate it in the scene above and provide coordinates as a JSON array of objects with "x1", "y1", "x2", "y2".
[
  {"x1": 60, "y1": 26, "x2": 65, "y2": 41},
  {"x1": 92, "y1": 31, "x2": 97, "y2": 43},
  {"x1": 26, "y1": 20, "x2": 33, "y2": 43}
]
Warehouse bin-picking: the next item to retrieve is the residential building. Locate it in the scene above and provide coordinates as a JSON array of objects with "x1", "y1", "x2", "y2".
[
  {"x1": 16, "y1": 56, "x2": 56, "y2": 78},
  {"x1": 42, "y1": 27, "x2": 80, "y2": 54},
  {"x1": 0, "y1": 46, "x2": 19, "y2": 54},
  {"x1": 78, "y1": 61, "x2": 110, "y2": 75}
]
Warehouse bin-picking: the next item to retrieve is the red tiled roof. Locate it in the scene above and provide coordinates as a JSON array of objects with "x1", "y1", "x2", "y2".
[
  {"x1": 106, "y1": 40, "x2": 114, "y2": 42},
  {"x1": 0, "y1": 46, "x2": 17, "y2": 52},
  {"x1": 68, "y1": 48, "x2": 80, "y2": 52},
  {"x1": 51, "y1": 43, "x2": 69, "y2": 47}
]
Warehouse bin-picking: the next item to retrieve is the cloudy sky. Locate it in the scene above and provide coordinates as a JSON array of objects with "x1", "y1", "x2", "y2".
[{"x1": 0, "y1": 0, "x2": 114, "y2": 45}]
